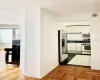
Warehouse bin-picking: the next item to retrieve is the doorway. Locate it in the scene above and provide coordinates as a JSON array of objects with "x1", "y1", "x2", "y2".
[
  {"x1": 0, "y1": 28, "x2": 20, "y2": 71},
  {"x1": 58, "y1": 25, "x2": 91, "y2": 67}
]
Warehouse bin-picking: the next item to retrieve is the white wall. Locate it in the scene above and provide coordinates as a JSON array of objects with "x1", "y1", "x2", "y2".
[
  {"x1": 91, "y1": 14, "x2": 100, "y2": 70},
  {"x1": 41, "y1": 9, "x2": 58, "y2": 77},
  {"x1": 0, "y1": 11, "x2": 19, "y2": 25},
  {"x1": 19, "y1": 10, "x2": 25, "y2": 75}
]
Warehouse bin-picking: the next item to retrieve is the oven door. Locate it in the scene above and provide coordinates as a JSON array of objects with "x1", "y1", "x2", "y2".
[{"x1": 84, "y1": 45, "x2": 91, "y2": 50}]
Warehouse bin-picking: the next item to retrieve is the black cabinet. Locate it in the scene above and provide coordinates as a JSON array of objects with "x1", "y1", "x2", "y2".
[
  {"x1": 5, "y1": 40, "x2": 20, "y2": 65},
  {"x1": 12, "y1": 45, "x2": 20, "y2": 64}
]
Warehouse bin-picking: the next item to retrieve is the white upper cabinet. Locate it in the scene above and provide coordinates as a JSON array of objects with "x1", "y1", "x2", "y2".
[
  {"x1": 82, "y1": 26, "x2": 90, "y2": 33},
  {"x1": 66, "y1": 26, "x2": 82, "y2": 33}
]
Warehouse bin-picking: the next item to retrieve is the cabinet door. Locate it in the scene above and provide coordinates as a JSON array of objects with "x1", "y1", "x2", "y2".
[
  {"x1": 67, "y1": 34, "x2": 82, "y2": 40},
  {"x1": 66, "y1": 26, "x2": 82, "y2": 33},
  {"x1": 82, "y1": 26, "x2": 90, "y2": 33}
]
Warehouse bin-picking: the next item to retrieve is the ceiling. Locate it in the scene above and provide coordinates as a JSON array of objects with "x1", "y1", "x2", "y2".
[{"x1": 44, "y1": 0, "x2": 100, "y2": 17}]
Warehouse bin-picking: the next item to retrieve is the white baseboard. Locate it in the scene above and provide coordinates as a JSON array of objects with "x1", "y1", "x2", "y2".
[{"x1": 24, "y1": 73, "x2": 41, "y2": 79}]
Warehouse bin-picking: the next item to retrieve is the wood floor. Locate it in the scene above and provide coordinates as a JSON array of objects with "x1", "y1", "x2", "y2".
[
  {"x1": 1, "y1": 65, "x2": 100, "y2": 80},
  {"x1": 42, "y1": 65, "x2": 100, "y2": 80},
  {"x1": 0, "y1": 65, "x2": 39, "y2": 80}
]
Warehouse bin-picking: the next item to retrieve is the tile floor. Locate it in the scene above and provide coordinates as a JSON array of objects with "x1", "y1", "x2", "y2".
[{"x1": 68, "y1": 55, "x2": 91, "y2": 66}]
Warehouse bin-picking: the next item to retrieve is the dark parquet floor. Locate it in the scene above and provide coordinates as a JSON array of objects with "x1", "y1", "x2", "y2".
[{"x1": 42, "y1": 65, "x2": 100, "y2": 80}]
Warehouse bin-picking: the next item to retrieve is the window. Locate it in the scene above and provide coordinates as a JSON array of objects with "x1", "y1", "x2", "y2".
[
  {"x1": 0, "y1": 28, "x2": 20, "y2": 43},
  {"x1": 15, "y1": 29, "x2": 20, "y2": 40},
  {"x1": 0, "y1": 29, "x2": 13, "y2": 43}
]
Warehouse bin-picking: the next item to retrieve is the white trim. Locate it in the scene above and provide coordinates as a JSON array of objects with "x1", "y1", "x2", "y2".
[{"x1": 19, "y1": 9, "x2": 26, "y2": 75}]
